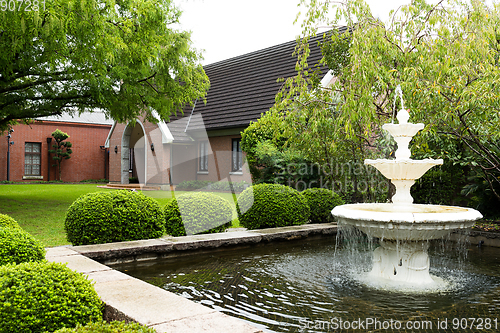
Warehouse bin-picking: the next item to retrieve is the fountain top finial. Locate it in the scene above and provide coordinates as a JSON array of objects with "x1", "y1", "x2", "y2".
[{"x1": 396, "y1": 109, "x2": 409, "y2": 124}]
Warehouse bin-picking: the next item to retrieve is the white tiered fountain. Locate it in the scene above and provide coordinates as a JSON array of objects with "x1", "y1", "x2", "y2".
[{"x1": 332, "y1": 108, "x2": 482, "y2": 286}]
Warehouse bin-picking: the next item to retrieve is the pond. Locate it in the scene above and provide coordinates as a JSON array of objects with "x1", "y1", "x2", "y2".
[{"x1": 112, "y1": 236, "x2": 500, "y2": 332}]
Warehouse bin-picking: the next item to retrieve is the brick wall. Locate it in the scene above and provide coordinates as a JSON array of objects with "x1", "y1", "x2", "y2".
[{"x1": 0, "y1": 121, "x2": 111, "y2": 182}]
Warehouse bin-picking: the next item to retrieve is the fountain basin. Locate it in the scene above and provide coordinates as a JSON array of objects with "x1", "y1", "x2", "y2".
[
  {"x1": 382, "y1": 123, "x2": 424, "y2": 138},
  {"x1": 332, "y1": 203, "x2": 482, "y2": 241},
  {"x1": 364, "y1": 159, "x2": 444, "y2": 180}
]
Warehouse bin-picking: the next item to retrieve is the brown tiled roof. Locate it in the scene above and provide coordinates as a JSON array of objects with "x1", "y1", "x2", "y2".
[{"x1": 182, "y1": 31, "x2": 339, "y2": 133}]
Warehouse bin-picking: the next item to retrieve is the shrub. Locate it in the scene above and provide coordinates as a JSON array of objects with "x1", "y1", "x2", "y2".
[
  {"x1": 0, "y1": 213, "x2": 21, "y2": 229},
  {"x1": 0, "y1": 261, "x2": 102, "y2": 333},
  {"x1": 53, "y1": 321, "x2": 156, "y2": 333},
  {"x1": 237, "y1": 184, "x2": 310, "y2": 230},
  {"x1": 175, "y1": 180, "x2": 249, "y2": 192},
  {"x1": 302, "y1": 188, "x2": 344, "y2": 223},
  {"x1": 165, "y1": 192, "x2": 233, "y2": 236},
  {"x1": 65, "y1": 190, "x2": 165, "y2": 246},
  {"x1": 0, "y1": 227, "x2": 45, "y2": 265},
  {"x1": 175, "y1": 180, "x2": 212, "y2": 191},
  {"x1": 209, "y1": 181, "x2": 250, "y2": 192}
]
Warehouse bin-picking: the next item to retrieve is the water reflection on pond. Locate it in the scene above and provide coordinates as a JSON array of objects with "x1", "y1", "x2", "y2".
[{"x1": 112, "y1": 236, "x2": 500, "y2": 332}]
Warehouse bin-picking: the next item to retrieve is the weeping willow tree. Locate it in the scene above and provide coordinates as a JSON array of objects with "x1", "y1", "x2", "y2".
[{"x1": 270, "y1": 0, "x2": 500, "y2": 208}]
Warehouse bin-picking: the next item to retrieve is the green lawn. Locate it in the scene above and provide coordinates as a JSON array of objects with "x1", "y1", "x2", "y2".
[{"x1": 0, "y1": 184, "x2": 241, "y2": 247}]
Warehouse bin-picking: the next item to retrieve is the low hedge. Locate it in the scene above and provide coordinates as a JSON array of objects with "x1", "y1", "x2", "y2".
[
  {"x1": 165, "y1": 192, "x2": 233, "y2": 236},
  {"x1": 302, "y1": 188, "x2": 345, "y2": 223},
  {"x1": 0, "y1": 227, "x2": 45, "y2": 265},
  {"x1": 53, "y1": 321, "x2": 156, "y2": 333},
  {"x1": 0, "y1": 261, "x2": 102, "y2": 333},
  {"x1": 65, "y1": 190, "x2": 165, "y2": 246},
  {"x1": 0, "y1": 213, "x2": 21, "y2": 229},
  {"x1": 237, "y1": 184, "x2": 310, "y2": 230},
  {"x1": 175, "y1": 180, "x2": 250, "y2": 192},
  {"x1": 175, "y1": 180, "x2": 212, "y2": 191}
]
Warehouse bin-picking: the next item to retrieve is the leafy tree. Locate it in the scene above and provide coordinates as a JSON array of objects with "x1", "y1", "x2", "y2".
[
  {"x1": 276, "y1": 0, "x2": 500, "y2": 207},
  {"x1": 0, "y1": 0, "x2": 209, "y2": 131},
  {"x1": 49, "y1": 129, "x2": 72, "y2": 180}
]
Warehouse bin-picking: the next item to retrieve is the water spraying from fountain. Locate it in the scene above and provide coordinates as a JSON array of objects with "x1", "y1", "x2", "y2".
[{"x1": 331, "y1": 89, "x2": 482, "y2": 288}]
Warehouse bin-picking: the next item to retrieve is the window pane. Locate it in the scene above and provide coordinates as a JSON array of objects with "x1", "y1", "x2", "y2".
[
  {"x1": 199, "y1": 141, "x2": 208, "y2": 171},
  {"x1": 25, "y1": 143, "x2": 41, "y2": 176}
]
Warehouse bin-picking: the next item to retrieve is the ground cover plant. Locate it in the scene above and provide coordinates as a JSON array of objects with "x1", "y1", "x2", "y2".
[
  {"x1": 0, "y1": 261, "x2": 102, "y2": 333},
  {"x1": 0, "y1": 226, "x2": 45, "y2": 265},
  {"x1": 0, "y1": 213, "x2": 21, "y2": 229},
  {"x1": 53, "y1": 321, "x2": 156, "y2": 333}
]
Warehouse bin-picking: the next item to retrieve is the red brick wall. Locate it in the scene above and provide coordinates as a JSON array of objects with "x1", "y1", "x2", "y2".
[{"x1": 0, "y1": 121, "x2": 111, "y2": 182}]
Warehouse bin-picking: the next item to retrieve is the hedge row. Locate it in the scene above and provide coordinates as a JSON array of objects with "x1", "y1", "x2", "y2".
[
  {"x1": 64, "y1": 186, "x2": 344, "y2": 244},
  {"x1": 175, "y1": 180, "x2": 250, "y2": 192},
  {"x1": 237, "y1": 184, "x2": 344, "y2": 230}
]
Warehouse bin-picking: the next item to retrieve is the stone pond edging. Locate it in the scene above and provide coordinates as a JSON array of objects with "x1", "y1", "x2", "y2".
[
  {"x1": 45, "y1": 223, "x2": 338, "y2": 333},
  {"x1": 45, "y1": 223, "x2": 500, "y2": 333},
  {"x1": 450, "y1": 229, "x2": 500, "y2": 247}
]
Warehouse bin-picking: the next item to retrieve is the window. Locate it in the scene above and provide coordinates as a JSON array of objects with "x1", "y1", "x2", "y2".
[
  {"x1": 25, "y1": 142, "x2": 41, "y2": 176},
  {"x1": 232, "y1": 138, "x2": 242, "y2": 172},
  {"x1": 199, "y1": 141, "x2": 208, "y2": 171}
]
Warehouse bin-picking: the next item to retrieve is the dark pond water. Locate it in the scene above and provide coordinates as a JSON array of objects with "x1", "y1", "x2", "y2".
[{"x1": 112, "y1": 236, "x2": 500, "y2": 332}]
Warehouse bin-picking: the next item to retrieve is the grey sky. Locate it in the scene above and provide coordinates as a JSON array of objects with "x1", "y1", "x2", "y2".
[{"x1": 175, "y1": 0, "x2": 407, "y2": 65}]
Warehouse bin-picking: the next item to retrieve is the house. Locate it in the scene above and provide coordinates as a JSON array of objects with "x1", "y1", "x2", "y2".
[
  {"x1": 105, "y1": 32, "x2": 334, "y2": 188},
  {"x1": 0, "y1": 32, "x2": 335, "y2": 185},
  {"x1": 0, "y1": 113, "x2": 113, "y2": 182}
]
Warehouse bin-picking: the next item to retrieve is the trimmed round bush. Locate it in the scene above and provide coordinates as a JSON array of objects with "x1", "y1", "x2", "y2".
[
  {"x1": 53, "y1": 320, "x2": 156, "y2": 333},
  {"x1": 0, "y1": 227, "x2": 45, "y2": 265},
  {"x1": 165, "y1": 192, "x2": 233, "y2": 236},
  {"x1": 237, "y1": 184, "x2": 310, "y2": 230},
  {"x1": 302, "y1": 188, "x2": 345, "y2": 223},
  {"x1": 65, "y1": 190, "x2": 165, "y2": 246},
  {"x1": 0, "y1": 261, "x2": 102, "y2": 333},
  {"x1": 0, "y1": 213, "x2": 21, "y2": 229}
]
